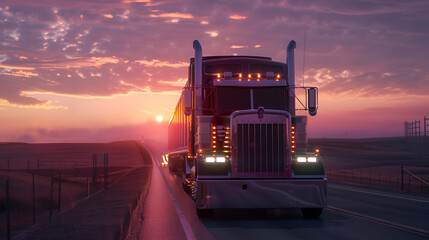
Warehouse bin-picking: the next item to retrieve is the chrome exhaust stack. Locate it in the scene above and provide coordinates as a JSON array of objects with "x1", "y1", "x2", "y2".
[
  {"x1": 193, "y1": 40, "x2": 203, "y2": 115},
  {"x1": 287, "y1": 40, "x2": 296, "y2": 115}
]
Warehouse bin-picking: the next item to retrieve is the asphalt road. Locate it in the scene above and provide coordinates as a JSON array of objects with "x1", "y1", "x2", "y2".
[{"x1": 136, "y1": 143, "x2": 429, "y2": 240}]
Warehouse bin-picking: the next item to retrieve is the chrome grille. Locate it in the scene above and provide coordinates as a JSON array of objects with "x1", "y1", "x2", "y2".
[{"x1": 235, "y1": 123, "x2": 287, "y2": 177}]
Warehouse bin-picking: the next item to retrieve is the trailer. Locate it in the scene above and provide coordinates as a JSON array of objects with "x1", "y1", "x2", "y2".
[{"x1": 167, "y1": 40, "x2": 326, "y2": 218}]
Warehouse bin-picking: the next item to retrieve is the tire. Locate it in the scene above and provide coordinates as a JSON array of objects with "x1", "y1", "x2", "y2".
[
  {"x1": 301, "y1": 208, "x2": 323, "y2": 218},
  {"x1": 168, "y1": 159, "x2": 177, "y2": 172},
  {"x1": 196, "y1": 208, "x2": 214, "y2": 218}
]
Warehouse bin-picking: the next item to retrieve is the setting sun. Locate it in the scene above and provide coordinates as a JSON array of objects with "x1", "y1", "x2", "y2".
[{"x1": 156, "y1": 115, "x2": 164, "y2": 122}]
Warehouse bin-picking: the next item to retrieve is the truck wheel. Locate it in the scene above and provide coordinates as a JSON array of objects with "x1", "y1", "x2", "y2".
[
  {"x1": 301, "y1": 208, "x2": 323, "y2": 218},
  {"x1": 168, "y1": 159, "x2": 177, "y2": 172},
  {"x1": 196, "y1": 208, "x2": 214, "y2": 218}
]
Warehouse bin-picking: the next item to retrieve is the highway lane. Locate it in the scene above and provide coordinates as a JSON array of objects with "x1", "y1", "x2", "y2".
[
  {"x1": 328, "y1": 183, "x2": 429, "y2": 234},
  {"x1": 138, "y1": 143, "x2": 429, "y2": 240}
]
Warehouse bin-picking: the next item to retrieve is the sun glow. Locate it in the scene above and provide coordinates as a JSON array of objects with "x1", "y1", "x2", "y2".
[{"x1": 156, "y1": 115, "x2": 163, "y2": 122}]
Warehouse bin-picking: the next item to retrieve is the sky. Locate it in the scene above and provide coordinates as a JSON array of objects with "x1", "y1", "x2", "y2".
[{"x1": 0, "y1": 0, "x2": 428, "y2": 143}]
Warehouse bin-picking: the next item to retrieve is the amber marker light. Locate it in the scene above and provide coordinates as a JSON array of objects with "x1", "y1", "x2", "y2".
[
  {"x1": 239, "y1": 73, "x2": 242, "y2": 78},
  {"x1": 315, "y1": 149, "x2": 320, "y2": 153}
]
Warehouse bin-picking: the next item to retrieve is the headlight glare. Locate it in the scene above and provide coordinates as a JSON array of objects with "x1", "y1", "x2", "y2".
[
  {"x1": 206, "y1": 157, "x2": 215, "y2": 163},
  {"x1": 297, "y1": 157, "x2": 307, "y2": 163}
]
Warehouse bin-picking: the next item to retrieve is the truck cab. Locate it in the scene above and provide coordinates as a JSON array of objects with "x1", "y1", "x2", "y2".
[{"x1": 167, "y1": 40, "x2": 326, "y2": 218}]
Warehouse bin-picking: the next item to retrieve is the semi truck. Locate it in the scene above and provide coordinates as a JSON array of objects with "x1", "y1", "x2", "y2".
[{"x1": 167, "y1": 40, "x2": 327, "y2": 217}]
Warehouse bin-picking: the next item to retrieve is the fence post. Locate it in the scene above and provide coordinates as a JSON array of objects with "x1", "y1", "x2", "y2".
[
  {"x1": 408, "y1": 173, "x2": 411, "y2": 192},
  {"x1": 6, "y1": 180, "x2": 10, "y2": 240},
  {"x1": 401, "y1": 165, "x2": 404, "y2": 191},
  {"x1": 92, "y1": 154, "x2": 97, "y2": 185},
  {"x1": 49, "y1": 175, "x2": 54, "y2": 221},
  {"x1": 58, "y1": 171, "x2": 61, "y2": 212},
  {"x1": 33, "y1": 172, "x2": 35, "y2": 224},
  {"x1": 104, "y1": 154, "x2": 109, "y2": 190}
]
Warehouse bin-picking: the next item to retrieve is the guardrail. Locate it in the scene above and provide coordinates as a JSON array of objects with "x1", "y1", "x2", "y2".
[{"x1": 401, "y1": 165, "x2": 429, "y2": 192}]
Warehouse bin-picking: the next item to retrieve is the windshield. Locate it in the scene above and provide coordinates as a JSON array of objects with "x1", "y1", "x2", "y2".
[{"x1": 216, "y1": 87, "x2": 287, "y2": 115}]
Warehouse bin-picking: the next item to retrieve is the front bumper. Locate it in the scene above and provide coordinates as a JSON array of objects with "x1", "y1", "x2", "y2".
[{"x1": 196, "y1": 179, "x2": 327, "y2": 209}]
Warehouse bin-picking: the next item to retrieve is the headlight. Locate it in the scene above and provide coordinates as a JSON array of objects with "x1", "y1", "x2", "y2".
[
  {"x1": 205, "y1": 156, "x2": 226, "y2": 163},
  {"x1": 296, "y1": 156, "x2": 317, "y2": 163}
]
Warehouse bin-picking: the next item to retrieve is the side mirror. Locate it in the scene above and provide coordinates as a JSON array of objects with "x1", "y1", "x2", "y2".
[
  {"x1": 184, "y1": 88, "x2": 192, "y2": 116},
  {"x1": 308, "y1": 88, "x2": 317, "y2": 116}
]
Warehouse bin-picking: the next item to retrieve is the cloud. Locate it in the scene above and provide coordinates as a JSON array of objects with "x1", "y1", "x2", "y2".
[
  {"x1": 205, "y1": 31, "x2": 218, "y2": 37},
  {"x1": 0, "y1": 0, "x2": 428, "y2": 141},
  {"x1": 230, "y1": 45, "x2": 247, "y2": 49},
  {"x1": 149, "y1": 12, "x2": 194, "y2": 19},
  {"x1": 1, "y1": 57, "x2": 120, "y2": 70},
  {"x1": 229, "y1": 15, "x2": 247, "y2": 20},
  {"x1": 135, "y1": 59, "x2": 188, "y2": 68}
]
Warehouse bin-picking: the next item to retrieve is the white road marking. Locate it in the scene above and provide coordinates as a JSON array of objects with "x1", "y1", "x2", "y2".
[
  {"x1": 329, "y1": 184, "x2": 429, "y2": 204},
  {"x1": 145, "y1": 144, "x2": 197, "y2": 240}
]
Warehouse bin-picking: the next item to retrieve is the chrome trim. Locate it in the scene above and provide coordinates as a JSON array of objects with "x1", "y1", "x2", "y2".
[
  {"x1": 196, "y1": 179, "x2": 327, "y2": 209},
  {"x1": 193, "y1": 40, "x2": 203, "y2": 115}
]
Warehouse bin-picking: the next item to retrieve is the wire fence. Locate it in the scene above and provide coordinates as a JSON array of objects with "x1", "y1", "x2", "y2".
[
  {"x1": 405, "y1": 116, "x2": 429, "y2": 145},
  {"x1": 0, "y1": 154, "x2": 110, "y2": 240},
  {"x1": 326, "y1": 166, "x2": 429, "y2": 194}
]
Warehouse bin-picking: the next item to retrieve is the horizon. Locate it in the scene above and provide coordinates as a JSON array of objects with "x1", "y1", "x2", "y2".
[{"x1": 1, "y1": 0, "x2": 429, "y2": 143}]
